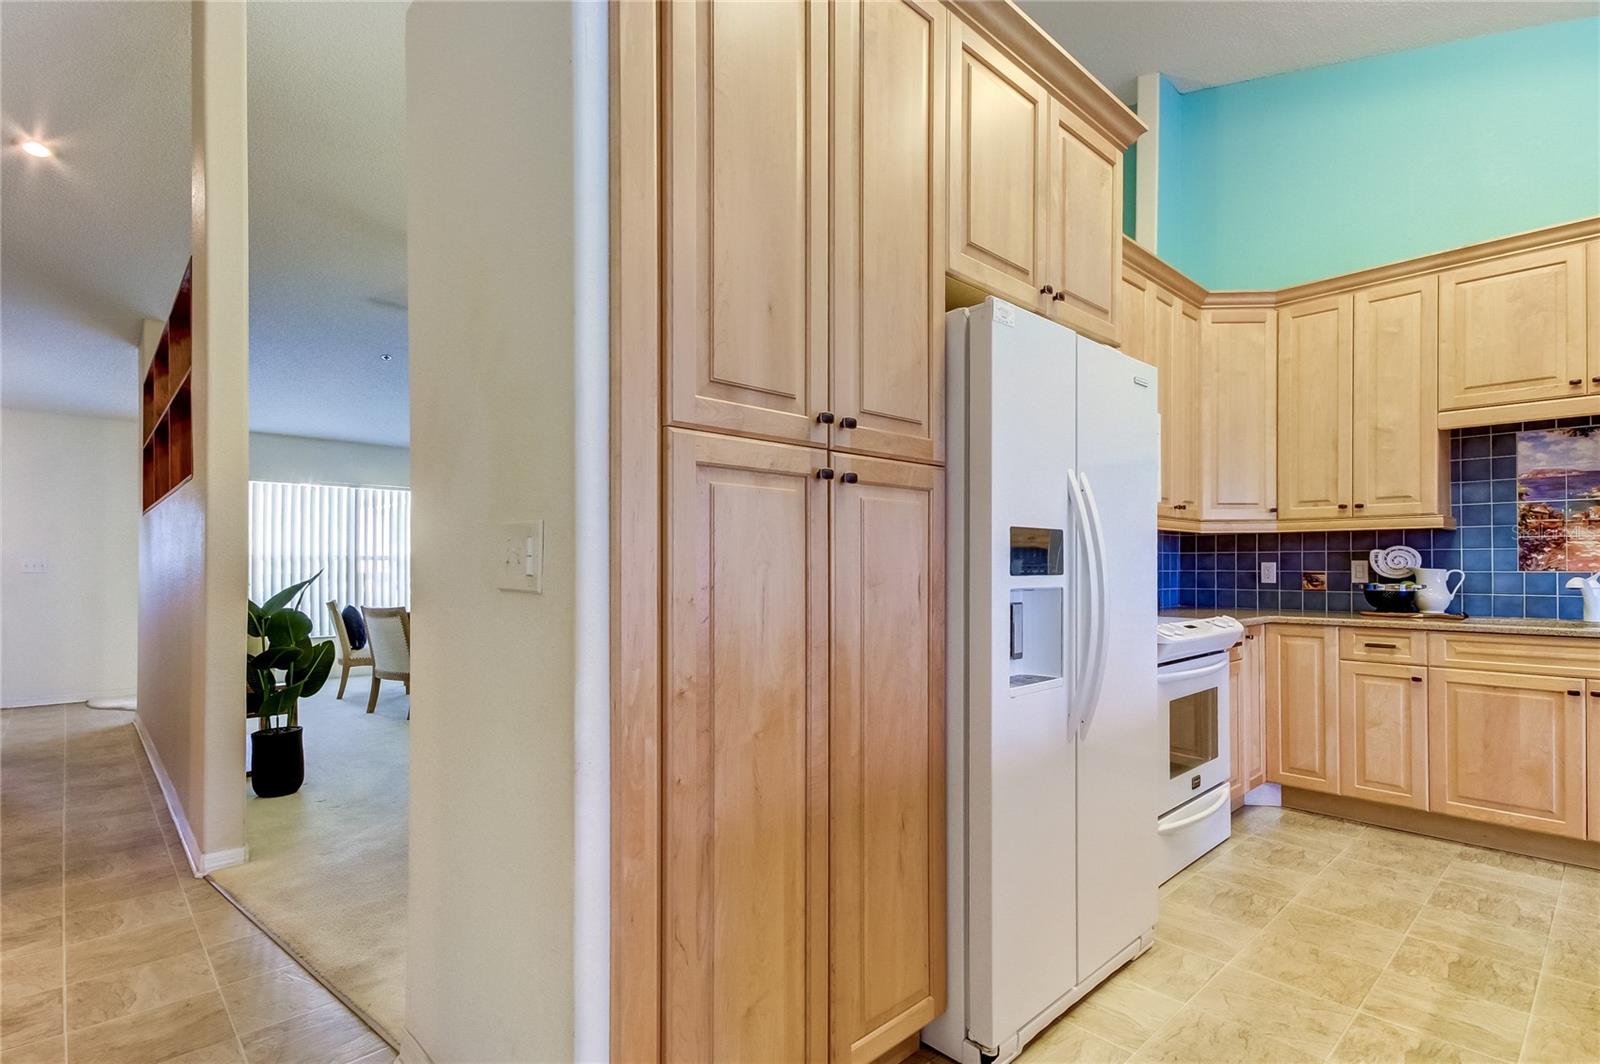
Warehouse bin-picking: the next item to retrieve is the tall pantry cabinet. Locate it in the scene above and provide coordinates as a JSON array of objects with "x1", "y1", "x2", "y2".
[{"x1": 658, "y1": 2, "x2": 945, "y2": 1061}]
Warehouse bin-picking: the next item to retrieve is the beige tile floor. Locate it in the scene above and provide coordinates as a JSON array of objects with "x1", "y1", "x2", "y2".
[
  {"x1": 1016, "y1": 804, "x2": 1600, "y2": 1064},
  {"x1": 1, "y1": 703, "x2": 395, "y2": 1064}
]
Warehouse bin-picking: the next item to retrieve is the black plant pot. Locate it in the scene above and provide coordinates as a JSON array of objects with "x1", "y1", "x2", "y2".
[{"x1": 250, "y1": 726, "x2": 304, "y2": 798}]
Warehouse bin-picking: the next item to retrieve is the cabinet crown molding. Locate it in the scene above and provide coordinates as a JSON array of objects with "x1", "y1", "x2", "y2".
[
  {"x1": 951, "y1": 0, "x2": 1145, "y2": 148},
  {"x1": 1125, "y1": 217, "x2": 1600, "y2": 309}
]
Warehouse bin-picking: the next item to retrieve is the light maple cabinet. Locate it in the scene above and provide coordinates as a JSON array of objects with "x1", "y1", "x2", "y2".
[
  {"x1": 1352, "y1": 276, "x2": 1443, "y2": 520},
  {"x1": 1200, "y1": 308, "x2": 1277, "y2": 521},
  {"x1": 1427, "y1": 668, "x2": 1587, "y2": 840},
  {"x1": 946, "y1": 20, "x2": 1049, "y2": 311},
  {"x1": 1277, "y1": 294, "x2": 1353, "y2": 522},
  {"x1": 664, "y1": 0, "x2": 830, "y2": 447},
  {"x1": 1228, "y1": 626, "x2": 1265, "y2": 808},
  {"x1": 1153, "y1": 286, "x2": 1195, "y2": 519},
  {"x1": 1590, "y1": 240, "x2": 1600, "y2": 392},
  {"x1": 832, "y1": 0, "x2": 947, "y2": 464},
  {"x1": 663, "y1": 431, "x2": 946, "y2": 1062},
  {"x1": 1264, "y1": 625, "x2": 1338, "y2": 794},
  {"x1": 1043, "y1": 98, "x2": 1121, "y2": 344},
  {"x1": 1119, "y1": 268, "x2": 1151, "y2": 365},
  {"x1": 1438, "y1": 243, "x2": 1590, "y2": 412},
  {"x1": 1338, "y1": 661, "x2": 1428, "y2": 811},
  {"x1": 1589, "y1": 682, "x2": 1600, "y2": 843},
  {"x1": 829, "y1": 453, "x2": 944, "y2": 1063},
  {"x1": 663, "y1": 429, "x2": 830, "y2": 1062}
]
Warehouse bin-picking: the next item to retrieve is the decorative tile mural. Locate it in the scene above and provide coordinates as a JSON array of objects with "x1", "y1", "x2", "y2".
[
  {"x1": 1515, "y1": 426, "x2": 1600, "y2": 571},
  {"x1": 1158, "y1": 415, "x2": 1598, "y2": 620}
]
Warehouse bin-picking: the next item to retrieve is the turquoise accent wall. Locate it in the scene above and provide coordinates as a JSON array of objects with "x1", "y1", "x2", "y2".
[
  {"x1": 1157, "y1": 18, "x2": 1600, "y2": 290},
  {"x1": 1122, "y1": 140, "x2": 1136, "y2": 237}
]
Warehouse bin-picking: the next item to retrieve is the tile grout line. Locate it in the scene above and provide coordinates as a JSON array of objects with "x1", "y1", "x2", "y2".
[{"x1": 130, "y1": 721, "x2": 256, "y2": 1064}]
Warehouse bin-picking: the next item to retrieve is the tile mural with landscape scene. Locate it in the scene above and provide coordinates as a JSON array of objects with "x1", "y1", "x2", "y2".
[
  {"x1": 1159, "y1": 416, "x2": 1600, "y2": 620},
  {"x1": 1516, "y1": 426, "x2": 1600, "y2": 571}
]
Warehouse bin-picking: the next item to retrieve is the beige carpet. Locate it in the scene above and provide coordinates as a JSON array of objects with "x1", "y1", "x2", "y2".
[{"x1": 211, "y1": 672, "x2": 408, "y2": 1045}]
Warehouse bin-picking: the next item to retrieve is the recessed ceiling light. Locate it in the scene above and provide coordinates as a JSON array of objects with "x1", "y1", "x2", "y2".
[
  {"x1": 19, "y1": 139, "x2": 52, "y2": 158},
  {"x1": 380, "y1": 353, "x2": 393, "y2": 361}
]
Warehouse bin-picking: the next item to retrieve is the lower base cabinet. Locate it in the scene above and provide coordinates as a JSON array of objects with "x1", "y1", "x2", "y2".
[
  {"x1": 1427, "y1": 668, "x2": 1588, "y2": 840},
  {"x1": 663, "y1": 429, "x2": 944, "y2": 1062},
  {"x1": 1228, "y1": 626, "x2": 1265, "y2": 807},
  {"x1": 1264, "y1": 625, "x2": 1339, "y2": 794},
  {"x1": 1339, "y1": 661, "x2": 1428, "y2": 810}
]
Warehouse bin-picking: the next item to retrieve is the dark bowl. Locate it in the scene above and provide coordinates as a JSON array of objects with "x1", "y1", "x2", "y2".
[{"x1": 1361, "y1": 583, "x2": 1425, "y2": 613}]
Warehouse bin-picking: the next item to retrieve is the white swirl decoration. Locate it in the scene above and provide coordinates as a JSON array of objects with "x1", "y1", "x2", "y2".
[{"x1": 1369, "y1": 546, "x2": 1423, "y2": 580}]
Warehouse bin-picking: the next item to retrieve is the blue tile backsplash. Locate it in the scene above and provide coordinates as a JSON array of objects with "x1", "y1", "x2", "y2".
[{"x1": 1158, "y1": 415, "x2": 1599, "y2": 620}]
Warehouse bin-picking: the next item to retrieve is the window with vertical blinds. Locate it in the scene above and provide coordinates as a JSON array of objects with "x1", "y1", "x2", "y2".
[{"x1": 248, "y1": 481, "x2": 411, "y2": 637}]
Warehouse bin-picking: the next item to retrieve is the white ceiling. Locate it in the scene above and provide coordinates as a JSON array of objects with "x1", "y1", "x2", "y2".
[
  {"x1": 1021, "y1": 1, "x2": 1597, "y2": 102},
  {"x1": 0, "y1": 0, "x2": 409, "y2": 447}
]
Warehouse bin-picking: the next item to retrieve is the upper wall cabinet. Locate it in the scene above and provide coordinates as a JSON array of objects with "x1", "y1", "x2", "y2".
[
  {"x1": 1353, "y1": 276, "x2": 1443, "y2": 520},
  {"x1": 946, "y1": 22, "x2": 1050, "y2": 311},
  {"x1": 1043, "y1": 99, "x2": 1121, "y2": 344},
  {"x1": 832, "y1": 0, "x2": 947, "y2": 464},
  {"x1": 1277, "y1": 295, "x2": 1353, "y2": 522},
  {"x1": 664, "y1": 0, "x2": 830, "y2": 447},
  {"x1": 1438, "y1": 243, "x2": 1589, "y2": 412},
  {"x1": 1119, "y1": 268, "x2": 1151, "y2": 366},
  {"x1": 1200, "y1": 308, "x2": 1277, "y2": 521}
]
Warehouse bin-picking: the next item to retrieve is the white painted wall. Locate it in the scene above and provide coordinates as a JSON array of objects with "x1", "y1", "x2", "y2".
[
  {"x1": 404, "y1": 2, "x2": 608, "y2": 1060},
  {"x1": 248, "y1": 432, "x2": 409, "y2": 487},
  {"x1": 137, "y1": 0, "x2": 250, "y2": 874},
  {"x1": 0, "y1": 408, "x2": 141, "y2": 707}
]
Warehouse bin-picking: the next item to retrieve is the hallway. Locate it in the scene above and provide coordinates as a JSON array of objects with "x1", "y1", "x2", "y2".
[{"x1": 0, "y1": 703, "x2": 392, "y2": 1064}]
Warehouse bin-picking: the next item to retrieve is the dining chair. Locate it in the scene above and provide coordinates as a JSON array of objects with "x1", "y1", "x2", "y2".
[
  {"x1": 326, "y1": 599, "x2": 373, "y2": 700},
  {"x1": 361, "y1": 606, "x2": 411, "y2": 717}
]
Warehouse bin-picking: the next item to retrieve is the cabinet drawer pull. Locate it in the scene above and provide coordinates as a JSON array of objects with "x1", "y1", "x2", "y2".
[
  {"x1": 1040, "y1": 284, "x2": 1055, "y2": 296},
  {"x1": 1053, "y1": 290, "x2": 1066, "y2": 302},
  {"x1": 816, "y1": 411, "x2": 835, "y2": 424},
  {"x1": 816, "y1": 467, "x2": 834, "y2": 480},
  {"x1": 1337, "y1": 504, "x2": 1348, "y2": 510},
  {"x1": 840, "y1": 472, "x2": 859, "y2": 484},
  {"x1": 1353, "y1": 502, "x2": 1366, "y2": 509},
  {"x1": 1410, "y1": 676, "x2": 1423, "y2": 683},
  {"x1": 839, "y1": 416, "x2": 858, "y2": 429},
  {"x1": 1568, "y1": 689, "x2": 1581, "y2": 696},
  {"x1": 1569, "y1": 379, "x2": 1583, "y2": 386},
  {"x1": 1268, "y1": 507, "x2": 1278, "y2": 514},
  {"x1": 1364, "y1": 642, "x2": 1398, "y2": 649}
]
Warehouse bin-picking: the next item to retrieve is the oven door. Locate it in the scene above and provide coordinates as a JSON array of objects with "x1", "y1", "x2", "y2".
[{"x1": 1158, "y1": 651, "x2": 1230, "y2": 816}]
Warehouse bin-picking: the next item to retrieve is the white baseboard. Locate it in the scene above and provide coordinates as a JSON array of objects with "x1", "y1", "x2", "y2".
[
  {"x1": 132, "y1": 715, "x2": 248, "y2": 876},
  {"x1": 2, "y1": 688, "x2": 137, "y2": 710}
]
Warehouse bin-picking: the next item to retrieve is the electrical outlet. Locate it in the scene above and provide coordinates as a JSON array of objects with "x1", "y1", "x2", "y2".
[
  {"x1": 497, "y1": 521, "x2": 543, "y2": 593},
  {"x1": 1260, "y1": 561, "x2": 1278, "y2": 585},
  {"x1": 19, "y1": 557, "x2": 46, "y2": 574},
  {"x1": 1351, "y1": 559, "x2": 1369, "y2": 583}
]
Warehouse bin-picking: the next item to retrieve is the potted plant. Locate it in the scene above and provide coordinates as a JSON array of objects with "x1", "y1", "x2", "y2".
[{"x1": 247, "y1": 573, "x2": 335, "y2": 798}]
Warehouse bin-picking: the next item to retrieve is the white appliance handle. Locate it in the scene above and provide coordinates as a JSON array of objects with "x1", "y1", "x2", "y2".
[
  {"x1": 1066, "y1": 468, "x2": 1093, "y2": 727},
  {"x1": 1156, "y1": 787, "x2": 1230, "y2": 834},
  {"x1": 1157, "y1": 655, "x2": 1229, "y2": 684},
  {"x1": 1076, "y1": 472, "x2": 1110, "y2": 740}
]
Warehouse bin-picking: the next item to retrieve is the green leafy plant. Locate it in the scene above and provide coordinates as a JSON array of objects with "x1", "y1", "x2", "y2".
[{"x1": 247, "y1": 572, "x2": 336, "y2": 731}]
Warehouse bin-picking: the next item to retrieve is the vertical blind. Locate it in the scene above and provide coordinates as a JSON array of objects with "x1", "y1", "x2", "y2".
[{"x1": 248, "y1": 481, "x2": 412, "y2": 637}]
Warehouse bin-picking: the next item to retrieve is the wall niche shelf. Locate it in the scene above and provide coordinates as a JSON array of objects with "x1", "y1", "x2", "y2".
[{"x1": 142, "y1": 260, "x2": 194, "y2": 511}]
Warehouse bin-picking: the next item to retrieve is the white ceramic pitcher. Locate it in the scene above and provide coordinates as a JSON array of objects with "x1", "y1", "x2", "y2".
[{"x1": 1412, "y1": 567, "x2": 1464, "y2": 613}]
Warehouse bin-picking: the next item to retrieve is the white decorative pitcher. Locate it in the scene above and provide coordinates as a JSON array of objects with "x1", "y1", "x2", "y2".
[
  {"x1": 1566, "y1": 573, "x2": 1600, "y2": 623},
  {"x1": 1412, "y1": 568, "x2": 1464, "y2": 613}
]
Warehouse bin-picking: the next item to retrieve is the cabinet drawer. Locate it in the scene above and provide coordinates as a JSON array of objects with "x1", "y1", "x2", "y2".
[
  {"x1": 1427, "y1": 632, "x2": 1600, "y2": 679},
  {"x1": 1340, "y1": 628, "x2": 1427, "y2": 665}
]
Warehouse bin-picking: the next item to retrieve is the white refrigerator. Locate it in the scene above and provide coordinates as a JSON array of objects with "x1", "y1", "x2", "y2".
[{"x1": 925, "y1": 299, "x2": 1159, "y2": 1064}]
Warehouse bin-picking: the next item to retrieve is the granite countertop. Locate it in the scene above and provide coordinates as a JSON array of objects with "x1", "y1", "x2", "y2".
[{"x1": 1160, "y1": 607, "x2": 1600, "y2": 639}]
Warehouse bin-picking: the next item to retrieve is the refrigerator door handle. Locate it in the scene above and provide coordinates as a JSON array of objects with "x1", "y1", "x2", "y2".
[
  {"x1": 1066, "y1": 468, "x2": 1093, "y2": 732},
  {"x1": 1077, "y1": 472, "x2": 1110, "y2": 740}
]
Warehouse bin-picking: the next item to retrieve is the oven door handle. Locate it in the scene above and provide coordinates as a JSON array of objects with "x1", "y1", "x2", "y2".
[
  {"x1": 1157, "y1": 787, "x2": 1231, "y2": 834},
  {"x1": 1158, "y1": 655, "x2": 1229, "y2": 683}
]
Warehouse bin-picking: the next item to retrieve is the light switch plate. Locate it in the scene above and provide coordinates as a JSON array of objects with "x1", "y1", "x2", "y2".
[
  {"x1": 1351, "y1": 559, "x2": 1369, "y2": 583},
  {"x1": 19, "y1": 557, "x2": 47, "y2": 574},
  {"x1": 497, "y1": 521, "x2": 543, "y2": 593},
  {"x1": 1260, "y1": 561, "x2": 1278, "y2": 584}
]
